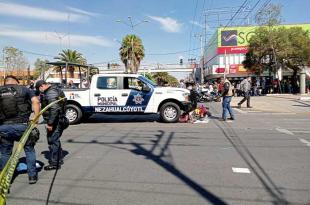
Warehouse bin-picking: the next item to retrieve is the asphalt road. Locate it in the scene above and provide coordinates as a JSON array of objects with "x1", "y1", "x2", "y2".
[{"x1": 5, "y1": 102, "x2": 310, "y2": 205}]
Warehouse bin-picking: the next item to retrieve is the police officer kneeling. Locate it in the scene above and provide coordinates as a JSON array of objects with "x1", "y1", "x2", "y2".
[{"x1": 0, "y1": 75, "x2": 40, "y2": 184}]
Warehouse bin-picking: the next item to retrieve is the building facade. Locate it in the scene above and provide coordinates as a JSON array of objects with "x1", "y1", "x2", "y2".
[{"x1": 202, "y1": 23, "x2": 310, "y2": 81}]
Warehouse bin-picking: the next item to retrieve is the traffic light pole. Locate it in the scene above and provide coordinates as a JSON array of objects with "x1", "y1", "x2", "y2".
[{"x1": 201, "y1": 14, "x2": 207, "y2": 84}]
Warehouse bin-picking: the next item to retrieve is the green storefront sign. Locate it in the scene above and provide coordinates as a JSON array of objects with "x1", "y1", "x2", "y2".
[{"x1": 218, "y1": 24, "x2": 310, "y2": 47}]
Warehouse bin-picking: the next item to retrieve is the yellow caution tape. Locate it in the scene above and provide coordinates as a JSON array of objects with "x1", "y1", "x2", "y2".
[{"x1": 0, "y1": 98, "x2": 65, "y2": 205}]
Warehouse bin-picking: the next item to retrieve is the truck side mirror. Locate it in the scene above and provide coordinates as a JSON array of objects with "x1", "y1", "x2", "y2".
[{"x1": 142, "y1": 84, "x2": 151, "y2": 92}]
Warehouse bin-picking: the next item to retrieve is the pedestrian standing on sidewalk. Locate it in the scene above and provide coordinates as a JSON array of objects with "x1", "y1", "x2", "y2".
[
  {"x1": 238, "y1": 76, "x2": 252, "y2": 108},
  {"x1": 220, "y1": 78, "x2": 235, "y2": 121}
]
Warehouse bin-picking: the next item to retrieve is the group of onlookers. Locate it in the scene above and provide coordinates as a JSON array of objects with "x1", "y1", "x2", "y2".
[{"x1": 232, "y1": 77, "x2": 306, "y2": 96}]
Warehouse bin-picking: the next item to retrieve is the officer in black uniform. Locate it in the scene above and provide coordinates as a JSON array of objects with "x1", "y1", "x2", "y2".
[
  {"x1": 35, "y1": 80, "x2": 67, "y2": 170},
  {"x1": 0, "y1": 75, "x2": 40, "y2": 184}
]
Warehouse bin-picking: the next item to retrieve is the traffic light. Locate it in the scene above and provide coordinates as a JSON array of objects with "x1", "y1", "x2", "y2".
[
  {"x1": 179, "y1": 58, "x2": 183, "y2": 65},
  {"x1": 107, "y1": 63, "x2": 110, "y2": 69}
]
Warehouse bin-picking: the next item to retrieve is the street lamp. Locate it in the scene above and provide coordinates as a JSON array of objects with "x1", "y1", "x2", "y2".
[
  {"x1": 116, "y1": 16, "x2": 149, "y2": 31},
  {"x1": 116, "y1": 17, "x2": 148, "y2": 73}
]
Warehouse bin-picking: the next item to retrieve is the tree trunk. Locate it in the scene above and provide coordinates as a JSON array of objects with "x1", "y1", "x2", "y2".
[
  {"x1": 69, "y1": 66, "x2": 74, "y2": 78},
  {"x1": 292, "y1": 68, "x2": 298, "y2": 94}
]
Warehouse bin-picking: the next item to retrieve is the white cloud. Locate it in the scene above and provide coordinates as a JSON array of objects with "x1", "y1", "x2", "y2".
[
  {"x1": 0, "y1": 2, "x2": 88, "y2": 22},
  {"x1": 0, "y1": 28, "x2": 113, "y2": 47},
  {"x1": 189, "y1": 21, "x2": 204, "y2": 28},
  {"x1": 66, "y1": 6, "x2": 100, "y2": 17},
  {"x1": 149, "y1": 16, "x2": 182, "y2": 33}
]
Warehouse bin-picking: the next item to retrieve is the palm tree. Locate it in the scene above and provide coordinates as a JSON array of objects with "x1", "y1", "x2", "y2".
[
  {"x1": 55, "y1": 49, "x2": 87, "y2": 78},
  {"x1": 119, "y1": 35, "x2": 145, "y2": 73}
]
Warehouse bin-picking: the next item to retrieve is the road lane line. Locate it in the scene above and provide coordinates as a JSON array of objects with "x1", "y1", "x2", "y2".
[
  {"x1": 299, "y1": 138, "x2": 310, "y2": 146},
  {"x1": 232, "y1": 167, "x2": 251, "y2": 174},
  {"x1": 293, "y1": 131, "x2": 310, "y2": 134},
  {"x1": 234, "y1": 108, "x2": 247, "y2": 114},
  {"x1": 275, "y1": 128, "x2": 294, "y2": 135}
]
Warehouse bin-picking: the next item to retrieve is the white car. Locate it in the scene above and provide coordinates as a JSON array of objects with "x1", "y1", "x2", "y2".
[{"x1": 64, "y1": 74, "x2": 192, "y2": 124}]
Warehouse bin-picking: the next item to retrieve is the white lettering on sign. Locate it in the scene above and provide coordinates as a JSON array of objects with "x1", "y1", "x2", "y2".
[
  {"x1": 97, "y1": 96, "x2": 118, "y2": 105},
  {"x1": 95, "y1": 106, "x2": 143, "y2": 112}
]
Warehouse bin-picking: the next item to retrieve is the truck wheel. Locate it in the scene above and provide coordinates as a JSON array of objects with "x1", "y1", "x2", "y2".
[
  {"x1": 160, "y1": 102, "x2": 181, "y2": 123},
  {"x1": 66, "y1": 104, "x2": 82, "y2": 124}
]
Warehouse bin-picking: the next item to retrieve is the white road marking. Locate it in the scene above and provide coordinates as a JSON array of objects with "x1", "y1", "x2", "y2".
[
  {"x1": 234, "y1": 108, "x2": 247, "y2": 114},
  {"x1": 275, "y1": 128, "x2": 294, "y2": 135},
  {"x1": 299, "y1": 138, "x2": 310, "y2": 146},
  {"x1": 232, "y1": 167, "x2": 251, "y2": 174},
  {"x1": 193, "y1": 119, "x2": 209, "y2": 123},
  {"x1": 293, "y1": 131, "x2": 310, "y2": 134}
]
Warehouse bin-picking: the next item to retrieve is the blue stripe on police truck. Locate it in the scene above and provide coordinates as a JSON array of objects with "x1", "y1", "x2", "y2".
[{"x1": 125, "y1": 89, "x2": 153, "y2": 108}]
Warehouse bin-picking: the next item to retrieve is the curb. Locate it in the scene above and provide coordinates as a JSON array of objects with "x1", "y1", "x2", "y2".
[{"x1": 300, "y1": 96, "x2": 310, "y2": 101}]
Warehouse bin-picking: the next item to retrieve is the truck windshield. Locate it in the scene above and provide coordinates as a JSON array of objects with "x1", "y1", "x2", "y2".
[{"x1": 139, "y1": 76, "x2": 157, "y2": 87}]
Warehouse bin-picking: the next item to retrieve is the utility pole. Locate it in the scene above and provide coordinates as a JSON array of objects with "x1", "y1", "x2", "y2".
[
  {"x1": 1, "y1": 48, "x2": 5, "y2": 81},
  {"x1": 224, "y1": 50, "x2": 227, "y2": 80},
  {"x1": 201, "y1": 13, "x2": 207, "y2": 84}
]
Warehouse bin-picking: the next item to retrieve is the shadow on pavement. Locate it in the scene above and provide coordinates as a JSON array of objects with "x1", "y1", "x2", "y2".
[
  {"x1": 41, "y1": 150, "x2": 69, "y2": 162},
  {"x1": 293, "y1": 100, "x2": 310, "y2": 107},
  {"x1": 213, "y1": 119, "x2": 290, "y2": 205},
  {"x1": 130, "y1": 130, "x2": 228, "y2": 205},
  {"x1": 66, "y1": 130, "x2": 228, "y2": 205},
  {"x1": 84, "y1": 114, "x2": 160, "y2": 123}
]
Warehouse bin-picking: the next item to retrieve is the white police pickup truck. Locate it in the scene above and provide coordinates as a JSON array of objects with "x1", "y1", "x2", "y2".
[{"x1": 64, "y1": 73, "x2": 192, "y2": 124}]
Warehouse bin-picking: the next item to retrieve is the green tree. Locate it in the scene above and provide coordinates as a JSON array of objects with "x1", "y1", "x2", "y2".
[
  {"x1": 54, "y1": 49, "x2": 87, "y2": 78},
  {"x1": 144, "y1": 73, "x2": 156, "y2": 83},
  {"x1": 3, "y1": 46, "x2": 28, "y2": 77},
  {"x1": 34, "y1": 58, "x2": 50, "y2": 79},
  {"x1": 119, "y1": 35, "x2": 145, "y2": 73},
  {"x1": 243, "y1": 26, "x2": 310, "y2": 92},
  {"x1": 280, "y1": 27, "x2": 310, "y2": 77},
  {"x1": 152, "y1": 72, "x2": 178, "y2": 86}
]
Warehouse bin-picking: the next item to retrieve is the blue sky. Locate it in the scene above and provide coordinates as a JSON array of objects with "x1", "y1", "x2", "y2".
[{"x1": 0, "y1": 0, "x2": 309, "y2": 68}]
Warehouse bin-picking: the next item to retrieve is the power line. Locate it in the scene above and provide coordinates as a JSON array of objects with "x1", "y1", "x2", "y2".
[
  {"x1": 20, "y1": 50, "x2": 55, "y2": 58},
  {"x1": 188, "y1": 0, "x2": 199, "y2": 59},
  {"x1": 147, "y1": 0, "x2": 250, "y2": 57}
]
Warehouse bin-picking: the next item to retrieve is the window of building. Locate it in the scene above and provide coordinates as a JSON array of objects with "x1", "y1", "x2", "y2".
[
  {"x1": 234, "y1": 54, "x2": 240, "y2": 64},
  {"x1": 229, "y1": 55, "x2": 234, "y2": 65},
  {"x1": 219, "y1": 56, "x2": 224, "y2": 66}
]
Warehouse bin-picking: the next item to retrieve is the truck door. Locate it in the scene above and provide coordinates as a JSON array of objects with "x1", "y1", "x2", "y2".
[
  {"x1": 123, "y1": 77, "x2": 153, "y2": 113},
  {"x1": 90, "y1": 76, "x2": 128, "y2": 113}
]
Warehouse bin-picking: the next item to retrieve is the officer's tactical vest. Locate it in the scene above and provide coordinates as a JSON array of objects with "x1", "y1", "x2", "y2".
[{"x1": 0, "y1": 85, "x2": 32, "y2": 124}]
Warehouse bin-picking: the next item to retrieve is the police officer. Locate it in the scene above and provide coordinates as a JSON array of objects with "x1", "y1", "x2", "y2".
[
  {"x1": 0, "y1": 75, "x2": 40, "y2": 184},
  {"x1": 35, "y1": 80, "x2": 66, "y2": 170}
]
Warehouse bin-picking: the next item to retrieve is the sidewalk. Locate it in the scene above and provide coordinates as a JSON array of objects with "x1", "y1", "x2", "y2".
[{"x1": 231, "y1": 95, "x2": 310, "y2": 114}]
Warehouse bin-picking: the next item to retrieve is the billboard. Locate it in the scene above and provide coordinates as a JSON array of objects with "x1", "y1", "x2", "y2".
[
  {"x1": 218, "y1": 24, "x2": 310, "y2": 47},
  {"x1": 221, "y1": 30, "x2": 238, "y2": 46}
]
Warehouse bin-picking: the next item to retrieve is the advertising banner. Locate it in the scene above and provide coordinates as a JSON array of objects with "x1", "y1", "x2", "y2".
[
  {"x1": 218, "y1": 24, "x2": 310, "y2": 47},
  {"x1": 217, "y1": 46, "x2": 248, "y2": 54}
]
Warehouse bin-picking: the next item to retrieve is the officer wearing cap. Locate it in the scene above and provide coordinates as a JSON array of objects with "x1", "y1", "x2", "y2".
[
  {"x1": 0, "y1": 75, "x2": 40, "y2": 184},
  {"x1": 35, "y1": 80, "x2": 67, "y2": 170}
]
